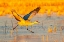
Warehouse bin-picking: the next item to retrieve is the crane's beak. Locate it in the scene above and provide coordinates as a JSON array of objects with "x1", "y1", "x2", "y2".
[{"x1": 38, "y1": 22, "x2": 40, "y2": 23}]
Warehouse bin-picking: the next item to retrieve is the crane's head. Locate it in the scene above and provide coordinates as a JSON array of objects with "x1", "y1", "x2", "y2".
[{"x1": 34, "y1": 21, "x2": 40, "y2": 24}]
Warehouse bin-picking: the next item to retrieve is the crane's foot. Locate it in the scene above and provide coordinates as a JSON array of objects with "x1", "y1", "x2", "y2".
[
  {"x1": 27, "y1": 29, "x2": 28, "y2": 30},
  {"x1": 31, "y1": 31, "x2": 34, "y2": 33},
  {"x1": 27, "y1": 29, "x2": 34, "y2": 33}
]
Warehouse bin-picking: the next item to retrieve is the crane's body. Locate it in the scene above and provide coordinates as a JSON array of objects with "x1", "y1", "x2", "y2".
[{"x1": 18, "y1": 20, "x2": 38, "y2": 26}]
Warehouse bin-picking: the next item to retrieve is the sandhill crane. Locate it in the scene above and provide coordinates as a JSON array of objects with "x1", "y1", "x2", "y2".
[{"x1": 11, "y1": 7, "x2": 41, "y2": 34}]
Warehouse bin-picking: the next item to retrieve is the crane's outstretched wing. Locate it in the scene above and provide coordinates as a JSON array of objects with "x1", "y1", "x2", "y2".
[
  {"x1": 11, "y1": 10, "x2": 24, "y2": 21},
  {"x1": 23, "y1": 7, "x2": 41, "y2": 20}
]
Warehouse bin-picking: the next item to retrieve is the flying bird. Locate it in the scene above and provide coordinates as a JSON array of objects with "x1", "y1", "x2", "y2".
[{"x1": 11, "y1": 7, "x2": 41, "y2": 34}]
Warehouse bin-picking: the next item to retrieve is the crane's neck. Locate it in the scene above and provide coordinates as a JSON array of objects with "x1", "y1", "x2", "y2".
[{"x1": 30, "y1": 21, "x2": 38, "y2": 25}]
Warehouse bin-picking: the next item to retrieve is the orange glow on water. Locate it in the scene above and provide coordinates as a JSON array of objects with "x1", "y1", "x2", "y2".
[{"x1": 0, "y1": 0, "x2": 64, "y2": 16}]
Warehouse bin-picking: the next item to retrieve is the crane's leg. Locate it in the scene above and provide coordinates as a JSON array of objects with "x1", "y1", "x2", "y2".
[
  {"x1": 10, "y1": 25, "x2": 18, "y2": 36},
  {"x1": 13, "y1": 25, "x2": 18, "y2": 30},
  {"x1": 26, "y1": 26, "x2": 34, "y2": 33}
]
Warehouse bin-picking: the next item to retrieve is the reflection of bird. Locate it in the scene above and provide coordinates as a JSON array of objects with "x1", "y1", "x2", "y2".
[
  {"x1": 53, "y1": 26, "x2": 57, "y2": 33},
  {"x1": 11, "y1": 7, "x2": 40, "y2": 34},
  {"x1": 48, "y1": 26, "x2": 53, "y2": 33}
]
